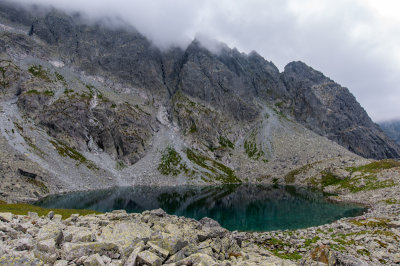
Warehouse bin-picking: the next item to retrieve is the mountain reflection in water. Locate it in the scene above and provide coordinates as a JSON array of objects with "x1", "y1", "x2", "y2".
[{"x1": 36, "y1": 185, "x2": 366, "y2": 231}]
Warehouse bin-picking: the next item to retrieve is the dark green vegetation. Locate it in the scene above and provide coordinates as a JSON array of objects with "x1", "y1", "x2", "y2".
[
  {"x1": 28, "y1": 65, "x2": 51, "y2": 82},
  {"x1": 244, "y1": 129, "x2": 265, "y2": 160},
  {"x1": 318, "y1": 160, "x2": 399, "y2": 192},
  {"x1": 347, "y1": 159, "x2": 400, "y2": 173},
  {"x1": 219, "y1": 136, "x2": 235, "y2": 149},
  {"x1": 55, "y1": 71, "x2": 67, "y2": 86},
  {"x1": 260, "y1": 237, "x2": 303, "y2": 260},
  {"x1": 284, "y1": 163, "x2": 314, "y2": 184},
  {"x1": 36, "y1": 185, "x2": 366, "y2": 232},
  {"x1": 157, "y1": 147, "x2": 188, "y2": 176},
  {"x1": 0, "y1": 201, "x2": 100, "y2": 219},
  {"x1": 185, "y1": 149, "x2": 241, "y2": 183},
  {"x1": 50, "y1": 140, "x2": 98, "y2": 170}
]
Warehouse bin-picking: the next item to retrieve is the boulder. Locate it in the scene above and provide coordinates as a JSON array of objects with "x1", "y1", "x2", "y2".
[
  {"x1": 84, "y1": 253, "x2": 106, "y2": 266},
  {"x1": 98, "y1": 221, "x2": 152, "y2": 258},
  {"x1": 0, "y1": 212, "x2": 13, "y2": 222},
  {"x1": 125, "y1": 241, "x2": 145, "y2": 266},
  {"x1": 136, "y1": 250, "x2": 162, "y2": 266},
  {"x1": 37, "y1": 223, "x2": 64, "y2": 246},
  {"x1": 62, "y1": 242, "x2": 119, "y2": 261}
]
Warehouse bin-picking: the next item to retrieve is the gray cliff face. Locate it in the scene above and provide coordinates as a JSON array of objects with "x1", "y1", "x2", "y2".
[
  {"x1": 2, "y1": 1, "x2": 397, "y2": 160},
  {"x1": 1, "y1": 1, "x2": 400, "y2": 200},
  {"x1": 379, "y1": 120, "x2": 400, "y2": 145},
  {"x1": 281, "y1": 61, "x2": 400, "y2": 159}
]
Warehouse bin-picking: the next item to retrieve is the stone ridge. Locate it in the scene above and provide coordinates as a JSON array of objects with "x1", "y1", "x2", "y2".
[
  {"x1": 1, "y1": 1, "x2": 399, "y2": 159},
  {"x1": 281, "y1": 61, "x2": 400, "y2": 159}
]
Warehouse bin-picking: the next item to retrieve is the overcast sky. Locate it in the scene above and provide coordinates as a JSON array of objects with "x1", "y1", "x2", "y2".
[{"x1": 13, "y1": 0, "x2": 400, "y2": 122}]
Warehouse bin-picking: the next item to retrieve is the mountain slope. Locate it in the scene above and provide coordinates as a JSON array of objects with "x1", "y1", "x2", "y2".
[
  {"x1": 379, "y1": 120, "x2": 400, "y2": 145},
  {"x1": 281, "y1": 61, "x2": 400, "y2": 159},
  {"x1": 0, "y1": 2, "x2": 398, "y2": 201}
]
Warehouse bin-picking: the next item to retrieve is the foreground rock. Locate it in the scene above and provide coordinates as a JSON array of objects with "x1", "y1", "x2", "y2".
[{"x1": 0, "y1": 209, "x2": 294, "y2": 265}]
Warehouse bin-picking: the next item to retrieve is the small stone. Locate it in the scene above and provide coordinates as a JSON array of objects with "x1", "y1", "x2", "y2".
[
  {"x1": 53, "y1": 214, "x2": 63, "y2": 222},
  {"x1": 0, "y1": 213, "x2": 13, "y2": 223},
  {"x1": 54, "y1": 260, "x2": 69, "y2": 266},
  {"x1": 393, "y1": 253, "x2": 400, "y2": 263},
  {"x1": 84, "y1": 254, "x2": 106, "y2": 266},
  {"x1": 148, "y1": 242, "x2": 169, "y2": 259},
  {"x1": 125, "y1": 241, "x2": 145, "y2": 266},
  {"x1": 28, "y1": 212, "x2": 39, "y2": 219},
  {"x1": 15, "y1": 237, "x2": 33, "y2": 251},
  {"x1": 47, "y1": 211, "x2": 55, "y2": 220},
  {"x1": 37, "y1": 238, "x2": 56, "y2": 253},
  {"x1": 137, "y1": 251, "x2": 162, "y2": 266},
  {"x1": 62, "y1": 242, "x2": 119, "y2": 261},
  {"x1": 149, "y1": 208, "x2": 167, "y2": 217}
]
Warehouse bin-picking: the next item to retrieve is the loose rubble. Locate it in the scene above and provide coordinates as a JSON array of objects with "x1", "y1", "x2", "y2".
[{"x1": 0, "y1": 209, "x2": 295, "y2": 265}]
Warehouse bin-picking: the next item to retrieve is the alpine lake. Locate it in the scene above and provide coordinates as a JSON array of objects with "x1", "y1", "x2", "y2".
[{"x1": 35, "y1": 185, "x2": 366, "y2": 232}]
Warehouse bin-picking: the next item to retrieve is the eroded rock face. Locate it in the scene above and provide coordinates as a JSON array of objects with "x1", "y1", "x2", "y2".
[
  {"x1": 2, "y1": 1, "x2": 399, "y2": 163},
  {"x1": 281, "y1": 61, "x2": 400, "y2": 159}
]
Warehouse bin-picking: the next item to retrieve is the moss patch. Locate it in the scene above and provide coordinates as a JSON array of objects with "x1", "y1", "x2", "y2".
[
  {"x1": 26, "y1": 89, "x2": 40, "y2": 95},
  {"x1": 186, "y1": 148, "x2": 241, "y2": 183},
  {"x1": 284, "y1": 164, "x2": 314, "y2": 184},
  {"x1": 348, "y1": 218, "x2": 389, "y2": 228},
  {"x1": 219, "y1": 136, "x2": 234, "y2": 149},
  {"x1": 50, "y1": 140, "x2": 98, "y2": 171},
  {"x1": 26, "y1": 178, "x2": 49, "y2": 194},
  {"x1": 158, "y1": 147, "x2": 188, "y2": 176},
  {"x1": 261, "y1": 238, "x2": 302, "y2": 260},
  {"x1": 244, "y1": 129, "x2": 265, "y2": 160},
  {"x1": 319, "y1": 169, "x2": 396, "y2": 193},
  {"x1": 347, "y1": 160, "x2": 400, "y2": 173},
  {"x1": 28, "y1": 65, "x2": 51, "y2": 82},
  {"x1": 55, "y1": 71, "x2": 67, "y2": 86},
  {"x1": 0, "y1": 202, "x2": 100, "y2": 219},
  {"x1": 115, "y1": 161, "x2": 126, "y2": 171}
]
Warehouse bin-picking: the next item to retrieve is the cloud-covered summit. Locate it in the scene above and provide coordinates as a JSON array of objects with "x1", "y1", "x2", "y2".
[{"x1": 10, "y1": 0, "x2": 400, "y2": 122}]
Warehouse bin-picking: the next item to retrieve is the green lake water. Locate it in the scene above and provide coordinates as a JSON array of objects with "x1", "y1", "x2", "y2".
[{"x1": 35, "y1": 185, "x2": 366, "y2": 231}]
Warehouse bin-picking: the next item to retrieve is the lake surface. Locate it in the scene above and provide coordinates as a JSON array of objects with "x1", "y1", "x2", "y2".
[{"x1": 36, "y1": 185, "x2": 366, "y2": 231}]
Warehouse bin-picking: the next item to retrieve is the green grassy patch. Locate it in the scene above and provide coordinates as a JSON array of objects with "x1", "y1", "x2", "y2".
[
  {"x1": 28, "y1": 65, "x2": 51, "y2": 82},
  {"x1": 26, "y1": 89, "x2": 40, "y2": 95},
  {"x1": 320, "y1": 172, "x2": 342, "y2": 187},
  {"x1": 44, "y1": 90, "x2": 54, "y2": 96},
  {"x1": 219, "y1": 136, "x2": 235, "y2": 149},
  {"x1": 189, "y1": 123, "x2": 197, "y2": 133},
  {"x1": 262, "y1": 238, "x2": 302, "y2": 260},
  {"x1": 347, "y1": 160, "x2": 400, "y2": 173},
  {"x1": 348, "y1": 218, "x2": 389, "y2": 228},
  {"x1": 26, "y1": 178, "x2": 49, "y2": 194},
  {"x1": 115, "y1": 161, "x2": 126, "y2": 171},
  {"x1": 304, "y1": 236, "x2": 320, "y2": 247},
  {"x1": 244, "y1": 129, "x2": 265, "y2": 160},
  {"x1": 0, "y1": 202, "x2": 101, "y2": 219},
  {"x1": 64, "y1": 89, "x2": 74, "y2": 94},
  {"x1": 0, "y1": 66, "x2": 5, "y2": 79},
  {"x1": 158, "y1": 147, "x2": 188, "y2": 176},
  {"x1": 284, "y1": 164, "x2": 313, "y2": 184},
  {"x1": 384, "y1": 198, "x2": 400, "y2": 204},
  {"x1": 55, "y1": 72, "x2": 67, "y2": 86},
  {"x1": 186, "y1": 149, "x2": 241, "y2": 183},
  {"x1": 356, "y1": 249, "x2": 370, "y2": 257},
  {"x1": 318, "y1": 161, "x2": 398, "y2": 192},
  {"x1": 50, "y1": 140, "x2": 98, "y2": 171}
]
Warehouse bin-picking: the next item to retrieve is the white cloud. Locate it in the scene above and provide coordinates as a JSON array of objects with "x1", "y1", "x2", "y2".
[{"x1": 11, "y1": 0, "x2": 400, "y2": 121}]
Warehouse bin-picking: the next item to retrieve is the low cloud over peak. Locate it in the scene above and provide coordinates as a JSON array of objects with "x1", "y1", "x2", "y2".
[{"x1": 9, "y1": 0, "x2": 400, "y2": 122}]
